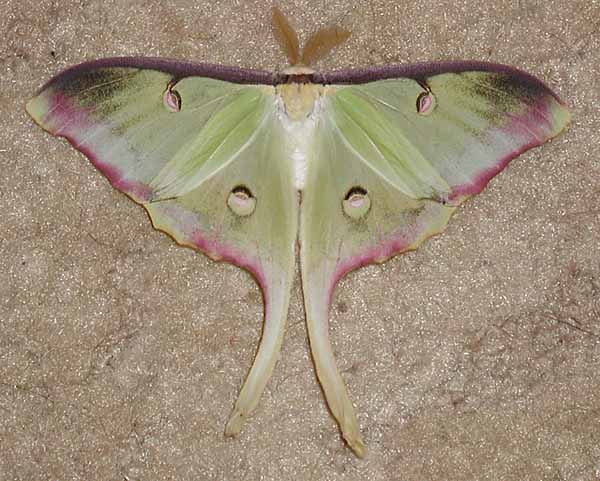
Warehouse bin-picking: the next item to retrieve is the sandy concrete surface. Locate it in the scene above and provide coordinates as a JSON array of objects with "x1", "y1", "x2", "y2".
[{"x1": 2, "y1": 0, "x2": 599, "y2": 479}]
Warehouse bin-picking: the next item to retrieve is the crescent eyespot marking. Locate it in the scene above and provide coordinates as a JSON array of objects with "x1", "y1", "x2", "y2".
[
  {"x1": 163, "y1": 81, "x2": 182, "y2": 112},
  {"x1": 227, "y1": 185, "x2": 256, "y2": 217}
]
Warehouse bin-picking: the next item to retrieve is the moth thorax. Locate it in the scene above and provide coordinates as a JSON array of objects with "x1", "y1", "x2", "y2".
[
  {"x1": 276, "y1": 83, "x2": 326, "y2": 120},
  {"x1": 276, "y1": 84, "x2": 328, "y2": 190}
]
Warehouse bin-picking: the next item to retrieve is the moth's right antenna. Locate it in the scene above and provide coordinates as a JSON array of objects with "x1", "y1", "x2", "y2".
[{"x1": 300, "y1": 25, "x2": 351, "y2": 66}]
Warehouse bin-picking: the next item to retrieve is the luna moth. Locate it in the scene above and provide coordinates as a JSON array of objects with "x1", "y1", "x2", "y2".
[{"x1": 26, "y1": 7, "x2": 570, "y2": 457}]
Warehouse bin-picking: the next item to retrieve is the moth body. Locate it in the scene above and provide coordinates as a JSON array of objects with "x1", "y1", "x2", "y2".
[{"x1": 275, "y1": 82, "x2": 333, "y2": 190}]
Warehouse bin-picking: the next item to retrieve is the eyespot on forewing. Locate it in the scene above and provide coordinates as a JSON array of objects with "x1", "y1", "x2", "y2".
[
  {"x1": 416, "y1": 91, "x2": 436, "y2": 115},
  {"x1": 163, "y1": 81, "x2": 182, "y2": 112}
]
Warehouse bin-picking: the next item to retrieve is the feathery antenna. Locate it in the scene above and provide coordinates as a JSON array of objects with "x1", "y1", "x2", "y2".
[
  {"x1": 272, "y1": 6, "x2": 301, "y2": 66},
  {"x1": 271, "y1": 6, "x2": 351, "y2": 67},
  {"x1": 301, "y1": 27, "x2": 351, "y2": 66}
]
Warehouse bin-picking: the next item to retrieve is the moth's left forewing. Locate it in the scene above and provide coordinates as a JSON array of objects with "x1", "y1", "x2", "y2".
[{"x1": 299, "y1": 65, "x2": 569, "y2": 456}]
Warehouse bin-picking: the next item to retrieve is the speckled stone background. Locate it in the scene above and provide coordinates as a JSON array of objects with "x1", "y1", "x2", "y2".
[{"x1": 1, "y1": 0, "x2": 599, "y2": 480}]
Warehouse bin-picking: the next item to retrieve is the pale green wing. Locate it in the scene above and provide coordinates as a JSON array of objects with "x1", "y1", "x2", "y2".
[
  {"x1": 300, "y1": 67, "x2": 570, "y2": 456},
  {"x1": 26, "y1": 60, "x2": 297, "y2": 435}
]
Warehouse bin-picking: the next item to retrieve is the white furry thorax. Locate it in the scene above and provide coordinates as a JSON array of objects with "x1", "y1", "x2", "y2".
[{"x1": 275, "y1": 83, "x2": 334, "y2": 191}]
